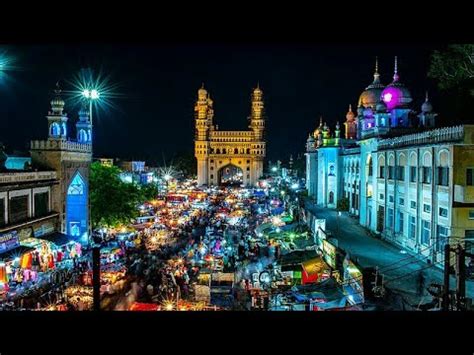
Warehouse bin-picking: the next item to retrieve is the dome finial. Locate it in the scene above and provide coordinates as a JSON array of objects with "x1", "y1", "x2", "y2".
[
  {"x1": 349, "y1": 104, "x2": 352, "y2": 112},
  {"x1": 393, "y1": 56, "x2": 399, "y2": 82},
  {"x1": 373, "y1": 56, "x2": 380, "y2": 83},
  {"x1": 425, "y1": 91, "x2": 429, "y2": 102},
  {"x1": 201, "y1": 82, "x2": 205, "y2": 89}
]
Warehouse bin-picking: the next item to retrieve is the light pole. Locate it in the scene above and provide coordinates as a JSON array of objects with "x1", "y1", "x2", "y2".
[
  {"x1": 82, "y1": 88, "x2": 100, "y2": 141},
  {"x1": 81, "y1": 89, "x2": 100, "y2": 249}
]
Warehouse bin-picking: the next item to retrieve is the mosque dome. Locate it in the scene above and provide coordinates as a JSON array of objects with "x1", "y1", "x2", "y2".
[
  {"x1": 380, "y1": 57, "x2": 413, "y2": 110},
  {"x1": 358, "y1": 57, "x2": 385, "y2": 109},
  {"x1": 421, "y1": 92, "x2": 433, "y2": 113},
  {"x1": 346, "y1": 104, "x2": 355, "y2": 121}
]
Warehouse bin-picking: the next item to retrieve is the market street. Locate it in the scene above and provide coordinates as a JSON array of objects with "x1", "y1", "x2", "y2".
[{"x1": 304, "y1": 201, "x2": 474, "y2": 307}]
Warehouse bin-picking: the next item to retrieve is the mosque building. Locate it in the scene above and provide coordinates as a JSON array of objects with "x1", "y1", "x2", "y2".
[
  {"x1": 1, "y1": 84, "x2": 92, "y2": 252},
  {"x1": 194, "y1": 84, "x2": 266, "y2": 187},
  {"x1": 306, "y1": 57, "x2": 474, "y2": 265}
]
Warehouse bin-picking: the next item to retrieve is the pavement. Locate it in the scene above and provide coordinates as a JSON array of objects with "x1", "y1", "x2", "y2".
[{"x1": 304, "y1": 200, "x2": 474, "y2": 308}]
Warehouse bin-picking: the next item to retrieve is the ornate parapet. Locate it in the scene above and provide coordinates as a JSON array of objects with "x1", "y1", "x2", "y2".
[
  {"x1": 0, "y1": 171, "x2": 57, "y2": 184},
  {"x1": 30, "y1": 139, "x2": 92, "y2": 153},
  {"x1": 377, "y1": 125, "x2": 464, "y2": 150}
]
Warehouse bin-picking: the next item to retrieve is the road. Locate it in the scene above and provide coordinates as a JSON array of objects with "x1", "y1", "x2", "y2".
[{"x1": 305, "y1": 201, "x2": 474, "y2": 308}]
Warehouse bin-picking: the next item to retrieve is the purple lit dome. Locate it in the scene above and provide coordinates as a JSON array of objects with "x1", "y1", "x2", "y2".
[
  {"x1": 380, "y1": 83, "x2": 412, "y2": 110},
  {"x1": 380, "y1": 57, "x2": 412, "y2": 110}
]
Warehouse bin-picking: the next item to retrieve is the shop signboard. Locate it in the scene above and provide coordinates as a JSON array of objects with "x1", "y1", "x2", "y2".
[
  {"x1": 322, "y1": 239, "x2": 336, "y2": 269},
  {"x1": 0, "y1": 231, "x2": 20, "y2": 254},
  {"x1": 313, "y1": 219, "x2": 326, "y2": 248},
  {"x1": 34, "y1": 222, "x2": 55, "y2": 238},
  {"x1": 342, "y1": 258, "x2": 365, "y2": 305}
]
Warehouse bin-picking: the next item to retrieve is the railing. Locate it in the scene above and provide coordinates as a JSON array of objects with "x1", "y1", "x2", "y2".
[
  {"x1": 0, "y1": 171, "x2": 57, "y2": 184},
  {"x1": 378, "y1": 125, "x2": 464, "y2": 150},
  {"x1": 30, "y1": 139, "x2": 92, "y2": 153},
  {"x1": 211, "y1": 131, "x2": 254, "y2": 137}
]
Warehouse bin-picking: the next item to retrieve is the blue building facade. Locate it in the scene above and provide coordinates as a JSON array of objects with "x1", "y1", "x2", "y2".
[
  {"x1": 306, "y1": 57, "x2": 474, "y2": 265},
  {"x1": 30, "y1": 85, "x2": 92, "y2": 243}
]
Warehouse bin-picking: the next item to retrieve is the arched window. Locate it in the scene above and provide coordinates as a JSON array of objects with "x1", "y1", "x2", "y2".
[
  {"x1": 78, "y1": 129, "x2": 88, "y2": 143},
  {"x1": 216, "y1": 148, "x2": 221, "y2": 154},
  {"x1": 223, "y1": 148, "x2": 227, "y2": 154},
  {"x1": 246, "y1": 148, "x2": 250, "y2": 154},
  {"x1": 234, "y1": 148, "x2": 238, "y2": 154},
  {"x1": 50, "y1": 123, "x2": 61, "y2": 137},
  {"x1": 329, "y1": 191, "x2": 334, "y2": 204},
  {"x1": 61, "y1": 123, "x2": 67, "y2": 136}
]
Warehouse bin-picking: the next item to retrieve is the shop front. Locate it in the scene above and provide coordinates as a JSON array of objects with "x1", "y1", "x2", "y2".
[
  {"x1": 301, "y1": 257, "x2": 331, "y2": 285},
  {"x1": 342, "y1": 258, "x2": 365, "y2": 306}
]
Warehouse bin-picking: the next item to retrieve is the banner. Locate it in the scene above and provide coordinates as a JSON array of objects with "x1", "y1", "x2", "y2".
[
  {"x1": 322, "y1": 239, "x2": 336, "y2": 269},
  {"x1": 0, "y1": 231, "x2": 20, "y2": 254}
]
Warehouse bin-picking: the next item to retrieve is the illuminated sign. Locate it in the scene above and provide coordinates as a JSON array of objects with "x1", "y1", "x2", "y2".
[
  {"x1": 0, "y1": 231, "x2": 20, "y2": 254},
  {"x1": 322, "y1": 239, "x2": 336, "y2": 269},
  {"x1": 343, "y1": 259, "x2": 365, "y2": 305}
]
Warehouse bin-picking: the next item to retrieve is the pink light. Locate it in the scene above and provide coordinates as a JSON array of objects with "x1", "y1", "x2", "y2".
[{"x1": 383, "y1": 92, "x2": 392, "y2": 103}]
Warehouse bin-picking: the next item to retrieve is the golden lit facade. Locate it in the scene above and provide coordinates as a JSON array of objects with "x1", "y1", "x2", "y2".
[{"x1": 194, "y1": 85, "x2": 266, "y2": 186}]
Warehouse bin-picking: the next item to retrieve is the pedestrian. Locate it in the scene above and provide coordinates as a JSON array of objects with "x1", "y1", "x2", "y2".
[{"x1": 417, "y1": 270, "x2": 426, "y2": 296}]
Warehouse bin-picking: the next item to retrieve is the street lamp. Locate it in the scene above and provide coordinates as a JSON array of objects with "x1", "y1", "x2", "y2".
[{"x1": 82, "y1": 88, "x2": 101, "y2": 125}]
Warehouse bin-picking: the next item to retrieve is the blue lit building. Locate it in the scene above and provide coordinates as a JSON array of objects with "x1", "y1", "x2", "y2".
[
  {"x1": 306, "y1": 57, "x2": 474, "y2": 265},
  {"x1": 30, "y1": 85, "x2": 92, "y2": 244}
]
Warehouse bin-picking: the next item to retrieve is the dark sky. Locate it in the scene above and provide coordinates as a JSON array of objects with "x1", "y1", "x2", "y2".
[{"x1": 0, "y1": 43, "x2": 466, "y2": 165}]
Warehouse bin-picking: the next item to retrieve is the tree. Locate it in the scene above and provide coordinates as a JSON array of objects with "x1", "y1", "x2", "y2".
[
  {"x1": 90, "y1": 162, "x2": 143, "y2": 229},
  {"x1": 429, "y1": 44, "x2": 474, "y2": 95},
  {"x1": 140, "y1": 183, "x2": 159, "y2": 201},
  {"x1": 337, "y1": 197, "x2": 349, "y2": 212}
]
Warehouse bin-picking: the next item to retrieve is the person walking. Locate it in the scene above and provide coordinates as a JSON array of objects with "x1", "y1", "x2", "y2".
[{"x1": 417, "y1": 270, "x2": 426, "y2": 296}]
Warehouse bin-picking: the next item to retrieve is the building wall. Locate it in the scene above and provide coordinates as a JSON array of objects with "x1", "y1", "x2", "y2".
[
  {"x1": 306, "y1": 125, "x2": 474, "y2": 266},
  {"x1": 30, "y1": 141, "x2": 91, "y2": 238}
]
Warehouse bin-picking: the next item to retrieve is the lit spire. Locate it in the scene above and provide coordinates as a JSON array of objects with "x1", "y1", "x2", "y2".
[
  {"x1": 374, "y1": 56, "x2": 380, "y2": 82},
  {"x1": 425, "y1": 91, "x2": 429, "y2": 102},
  {"x1": 393, "y1": 56, "x2": 399, "y2": 82}
]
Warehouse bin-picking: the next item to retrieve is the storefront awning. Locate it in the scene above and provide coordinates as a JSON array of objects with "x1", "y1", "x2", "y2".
[
  {"x1": 0, "y1": 245, "x2": 35, "y2": 261},
  {"x1": 35, "y1": 232, "x2": 77, "y2": 247},
  {"x1": 301, "y1": 258, "x2": 326, "y2": 277}
]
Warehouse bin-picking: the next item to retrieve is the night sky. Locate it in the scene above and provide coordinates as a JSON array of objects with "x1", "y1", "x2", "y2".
[{"x1": 0, "y1": 43, "x2": 468, "y2": 165}]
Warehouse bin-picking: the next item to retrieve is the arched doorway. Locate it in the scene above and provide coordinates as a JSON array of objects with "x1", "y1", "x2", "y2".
[
  {"x1": 218, "y1": 164, "x2": 243, "y2": 186},
  {"x1": 66, "y1": 172, "x2": 88, "y2": 242}
]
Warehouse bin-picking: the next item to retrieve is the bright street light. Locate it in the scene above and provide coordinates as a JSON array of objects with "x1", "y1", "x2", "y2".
[{"x1": 271, "y1": 167, "x2": 277, "y2": 172}]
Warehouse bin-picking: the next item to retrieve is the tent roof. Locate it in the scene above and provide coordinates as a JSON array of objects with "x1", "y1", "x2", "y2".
[
  {"x1": 35, "y1": 232, "x2": 77, "y2": 246},
  {"x1": 0, "y1": 246, "x2": 35, "y2": 261}
]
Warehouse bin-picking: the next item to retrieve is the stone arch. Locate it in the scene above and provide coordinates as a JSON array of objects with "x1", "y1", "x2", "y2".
[
  {"x1": 422, "y1": 151, "x2": 432, "y2": 166},
  {"x1": 437, "y1": 149, "x2": 449, "y2": 167},
  {"x1": 409, "y1": 151, "x2": 417, "y2": 166},
  {"x1": 398, "y1": 152, "x2": 407, "y2": 166}
]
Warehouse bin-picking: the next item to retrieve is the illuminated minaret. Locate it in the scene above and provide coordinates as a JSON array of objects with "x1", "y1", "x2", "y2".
[
  {"x1": 194, "y1": 84, "x2": 212, "y2": 185},
  {"x1": 250, "y1": 84, "x2": 265, "y2": 141},
  {"x1": 47, "y1": 83, "x2": 68, "y2": 140},
  {"x1": 76, "y1": 104, "x2": 92, "y2": 144},
  {"x1": 343, "y1": 104, "x2": 357, "y2": 139}
]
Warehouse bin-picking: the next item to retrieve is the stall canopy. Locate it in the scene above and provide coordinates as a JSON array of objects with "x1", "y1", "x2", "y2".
[
  {"x1": 35, "y1": 232, "x2": 76, "y2": 247},
  {"x1": 0, "y1": 246, "x2": 35, "y2": 261},
  {"x1": 301, "y1": 257, "x2": 328, "y2": 284},
  {"x1": 129, "y1": 302, "x2": 159, "y2": 311}
]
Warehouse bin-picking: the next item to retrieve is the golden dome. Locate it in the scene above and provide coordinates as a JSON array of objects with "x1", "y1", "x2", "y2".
[{"x1": 346, "y1": 104, "x2": 355, "y2": 121}]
